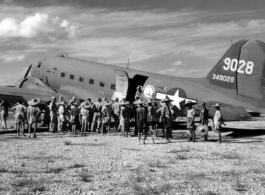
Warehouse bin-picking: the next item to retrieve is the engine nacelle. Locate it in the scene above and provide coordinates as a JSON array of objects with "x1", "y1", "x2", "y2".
[{"x1": 15, "y1": 76, "x2": 57, "y2": 96}]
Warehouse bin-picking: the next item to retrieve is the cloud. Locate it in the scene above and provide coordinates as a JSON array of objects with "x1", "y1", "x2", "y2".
[
  {"x1": 0, "y1": 13, "x2": 81, "y2": 39},
  {"x1": 0, "y1": 54, "x2": 25, "y2": 62},
  {"x1": 173, "y1": 61, "x2": 183, "y2": 66}
]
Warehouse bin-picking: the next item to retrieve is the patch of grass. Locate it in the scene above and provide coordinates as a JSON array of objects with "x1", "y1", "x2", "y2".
[
  {"x1": 131, "y1": 183, "x2": 173, "y2": 195},
  {"x1": 44, "y1": 167, "x2": 64, "y2": 173},
  {"x1": 0, "y1": 167, "x2": 8, "y2": 173},
  {"x1": 148, "y1": 161, "x2": 167, "y2": 169},
  {"x1": 167, "y1": 149, "x2": 190, "y2": 153},
  {"x1": 175, "y1": 154, "x2": 188, "y2": 160},
  {"x1": 63, "y1": 140, "x2": 72, "y2": 145},
  {"x1": 68, "y1": 163, "x2": 86, "y2": 169},
  {"x1": 186, "y1": 172, "x2": 207, "y2": 180},
  {"x1": 212, "y1": 152, "x2": 242, "y2": 160},
  {"x1": 79, "y1": 169, "x2": 93, "y2": 182},
  {"x1": 201, "y1": 191, "x2": 219, "y2": 195},
  {"x1": 11, "y1": 179, "x2": 46, "y2": 193},
  {"x1": 233, "y1": 178, "x2": 248, "y2": 192}
]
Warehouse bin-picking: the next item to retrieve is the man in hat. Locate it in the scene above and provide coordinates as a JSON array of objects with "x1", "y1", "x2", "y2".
[
  {"x1": 213, "y1": 103, "x2": 224, "y2": 143},
  {"x1": 91, "y1": 98, "x2": 102, "y2": 133},
  {"x1": 12, "y1": 100, "x2": 27, "y2": 136},
  {"x1": 0, "y1": 99, "x2": 11, "y2": 129},
  {"x1": 80, "y1": 102, "x2": 91, "y2": 136},
  {"x1": 134, "y1": 99, "x2": 148, "y2": 144},
  {"x1": 68, "y1": 102, "x2": 79, "y2": 135},
  {"x1": 147, "y1": 100, "x2": 157, "y2": 143},
  {"x1": 76, "y1": 99, "x2": 84, "y2": 130},
  {"x1": 27, "y1": 98, "x2": 41, "y2": 138},
  {"x1": 112, "y1": 98, "x2": 120, "y2": 131},
  {"x1": 200, "y1": 101, "x2": 209, "y2": 141},
  {"x1": 86, "y1": 98, "x2": 93, "y2": 131},
  {"x1": 186, "y1": 101, "x2": 196, "y2": 142},
  {"x1": 101, "y1": 101, "x2": 113, "y2": 135},
  {"x1": 58, "y1": 101, "x2": 67, "y2": 133},
  {"x1": 49, "y1": 97, "x2": 57, "y2": 133},
  {"x1": 56, "y1": 96, "x2": 64, "y2": 131},
  {"x1": 160, "y1": 96, "x2": 174, "y2": 142},
  {"x1": 68, "y1": 97, "x2": 77, "y2": 107},
  {"x1": 119, "y1": 100, "x2": 130, "y2": 137}
]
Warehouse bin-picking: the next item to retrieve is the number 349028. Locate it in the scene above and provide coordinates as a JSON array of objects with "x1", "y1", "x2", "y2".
[{"x1": 212, "y1": 74, "x2": 234, "y2": 83}]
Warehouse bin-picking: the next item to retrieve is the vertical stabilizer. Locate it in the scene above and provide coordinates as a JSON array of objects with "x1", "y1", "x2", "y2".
[{"x1": 207, "y1": 40, "x2": 248, "y2": 92}]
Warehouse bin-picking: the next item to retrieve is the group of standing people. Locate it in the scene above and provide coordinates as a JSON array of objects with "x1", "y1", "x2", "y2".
[
  {"x1": 0, "y1": 92, "x2": 224, "y2": 143},
  {"x1": 48, "y1": 96, "x2": 133, "y2": 137},
  {"x1": 3, "y1": 98, "x2": 42, "y2": 138}
]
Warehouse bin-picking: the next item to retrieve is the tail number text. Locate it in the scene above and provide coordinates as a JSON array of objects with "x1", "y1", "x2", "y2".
[
  {"x1": 223, "y1": 58, "x2": 254, "y2": 75},
  {"x1": 212, "y1": 74, "x2": 234, "y2": 83}
]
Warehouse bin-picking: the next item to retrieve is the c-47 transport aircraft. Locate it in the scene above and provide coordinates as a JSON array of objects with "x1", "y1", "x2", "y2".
[{"x1": 0, "y1": 39, "x2": 265, "y2": 121}]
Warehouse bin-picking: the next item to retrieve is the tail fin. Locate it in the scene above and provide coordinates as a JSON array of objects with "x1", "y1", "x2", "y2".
[
  {"x1": 207, "y1": 40, "x2": 248, "y2": 92},
  {"x1": 207, "y1": 39, "x2": 265, "y2": 101}
]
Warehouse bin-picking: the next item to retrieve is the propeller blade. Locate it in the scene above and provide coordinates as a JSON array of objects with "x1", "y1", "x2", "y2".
[{"x1": 24, "y1": 65, "x2": 32, "y2": 78}]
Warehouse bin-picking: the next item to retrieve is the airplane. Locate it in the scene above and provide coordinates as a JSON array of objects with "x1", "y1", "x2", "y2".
[{"x1": 0, "y1": 39, "x2": 264, "y2": 122}]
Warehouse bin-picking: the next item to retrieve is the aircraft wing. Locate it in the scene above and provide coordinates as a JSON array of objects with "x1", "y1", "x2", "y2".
[
  {"x1": 197, "y1": 101, "x2": 252, "y2": 121},
  {"x1": 0, "y1": 86, "x2": 54, "y2": 104}
]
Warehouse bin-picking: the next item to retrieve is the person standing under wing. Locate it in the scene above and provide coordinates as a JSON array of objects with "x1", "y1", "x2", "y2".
[
  {"x1": 160, "y1": 97, "x2": 174, "y2": 142},
  {"x1": 91, "y1": 98, "x2": 102, "y2": 133},
  {"x1": 27, "y1": 98, "x2": 40, "y2": 138},
  {"x1": 12, "y1": 100, "x2": 26, "y2": 136}
]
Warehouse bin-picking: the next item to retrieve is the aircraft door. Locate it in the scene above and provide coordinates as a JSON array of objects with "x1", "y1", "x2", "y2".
[{"x1": 111, "y1": 70, "x2": 129, "y2": 101}]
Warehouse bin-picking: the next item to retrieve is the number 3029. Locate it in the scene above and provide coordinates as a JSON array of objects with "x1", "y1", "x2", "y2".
[{"x1": 212, "y1": 74, "x2": 234, "y2": 83}]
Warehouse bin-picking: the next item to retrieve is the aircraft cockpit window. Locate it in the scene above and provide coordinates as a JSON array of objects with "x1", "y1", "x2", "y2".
[
  {"x1": 111, "y1": 84, "x2": 116, "y2": 90},
  {"x1": 89, "y1": 79, "x2": 94, "y2": 84},
  {"x1": 37, "y1": 62, "x2": 41, "y2": 68},
  {"x1": 70, "y1": 75, "x2": 74, "y2": 80},
  {"x1": 100, "y1": 82, "x2": 105, "y2": 87},
  {"x1": 79, "y1": 77, "x2": 84, "y2": 82},
  {"x1": 61, "y1": 72, "x2": 65, "y2": 77}
]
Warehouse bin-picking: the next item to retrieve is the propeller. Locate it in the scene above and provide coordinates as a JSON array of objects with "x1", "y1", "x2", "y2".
[{"x1": 24, "y1": 65, "x2": 32, "y2": 78}]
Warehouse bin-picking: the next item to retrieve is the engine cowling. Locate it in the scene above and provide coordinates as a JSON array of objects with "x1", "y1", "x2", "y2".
[{"x1": 15, "y1": 76, "x2": 57, "y2": 96}]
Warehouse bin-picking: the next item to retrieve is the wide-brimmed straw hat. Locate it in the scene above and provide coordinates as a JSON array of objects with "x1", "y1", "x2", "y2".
[
  {"x1": 160, "y1": 96, "x2": 173, "y2": 103},
  {"x1": 213, "y1": 103, "x2": 221, "y2": 107},
  {"x1": 57, "y1": 101, "x2": 67, "y2": 106},
  {"x1": 119, "y1": 101, "x2": 130, "y2": 107},
  {"x1": 28, "y1": 98, "x2": 40, "y2": 106},
  {"x1": 133, "y1": 99, "x2": 146, "y2": 105},
  {"x1": 184, "y1": 100, "x2": 196, "y2": 106}
]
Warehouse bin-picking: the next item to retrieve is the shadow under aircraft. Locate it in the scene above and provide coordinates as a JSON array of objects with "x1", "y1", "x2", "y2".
[{"x1": 0, "y1": 39, "x2": 265, "y2": 122}]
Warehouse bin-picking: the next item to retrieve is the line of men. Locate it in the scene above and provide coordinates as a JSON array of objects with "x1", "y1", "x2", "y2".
[
  {"x1": 4, "y1": 94, "x2": 224, "y2": 144},
  {"x1": 47, "y1": 96, "x2": 173, "y2": 144}
]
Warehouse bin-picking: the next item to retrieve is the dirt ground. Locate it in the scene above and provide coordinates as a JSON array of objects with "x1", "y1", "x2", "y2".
[{"x1": 0, "y1": 118, "x2": 265, "y2": 195}]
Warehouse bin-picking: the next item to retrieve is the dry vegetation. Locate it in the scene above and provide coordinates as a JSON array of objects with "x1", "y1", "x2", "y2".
[{"x1": 0, "y1": 122, "x2": 265, "y2": 195}]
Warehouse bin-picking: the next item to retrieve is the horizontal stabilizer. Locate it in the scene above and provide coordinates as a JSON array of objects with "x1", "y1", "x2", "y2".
[{"x1": 200, "y1": 101, "x2": 252, "y2": 121}]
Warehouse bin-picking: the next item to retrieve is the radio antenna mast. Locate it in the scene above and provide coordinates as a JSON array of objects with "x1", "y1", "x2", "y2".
[{"x1": 127, "y1": 58, "x2": 130, "y2": 69}]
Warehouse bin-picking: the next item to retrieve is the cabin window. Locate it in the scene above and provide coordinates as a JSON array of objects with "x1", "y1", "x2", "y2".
[
  {"x1": 111, "y1": 84, "x2": 116, "y2": 90},
  {"x1": 70, "y1": 74, "x2": 74, "y2": 80},
  {"x1": 79, "y1": 77, "x2": 84, "y2": 82},
  {"x1": 89, "y1": 79, "x2": 94, "y2": 84},
  {"x1": 61, "y1": 72, "x2": 65, "y2": 77},
  {"x1": 37, "y1": 62, "x2": 41, "y2": 68},
  {"x1": 100, "y1": 82, "x2": 105, "y2": 87},
  {"x1": 54, "y1": 68, "x2": 57, "y2": 70}
]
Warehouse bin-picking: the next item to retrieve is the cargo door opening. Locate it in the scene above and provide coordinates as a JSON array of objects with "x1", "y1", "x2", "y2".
[{"x1": 126, "y1": 74, "x2": 148, "y2": 102}]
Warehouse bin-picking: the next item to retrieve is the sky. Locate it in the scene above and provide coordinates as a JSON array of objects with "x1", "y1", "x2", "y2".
[{"x1": 1, "y1": 0, "x2": 265, "y2": 85}]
